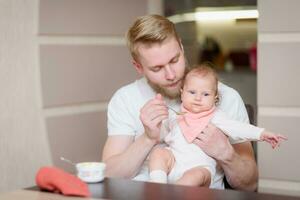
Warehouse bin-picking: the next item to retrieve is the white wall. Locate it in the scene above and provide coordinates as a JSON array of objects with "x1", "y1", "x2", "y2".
[
  {"x1": 257, "y1": 0, "x2": 300, "y2": 197},
  {"x1": 0, "y1": 0, "x2": 52, "y2": 192}
]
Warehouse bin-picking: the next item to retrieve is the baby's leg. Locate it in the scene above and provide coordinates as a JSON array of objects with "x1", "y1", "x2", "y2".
[
  {"x1": 149, "y1": 146, "x2": 175, "y2": 183},
  {"x1": 175, "y1": 166, "x2": 211, "y2": 187}
]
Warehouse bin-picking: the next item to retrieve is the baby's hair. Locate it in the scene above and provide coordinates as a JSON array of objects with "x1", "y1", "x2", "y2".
[{"x1": 184, "y1": 62, "x2": 220, "y2": 104}]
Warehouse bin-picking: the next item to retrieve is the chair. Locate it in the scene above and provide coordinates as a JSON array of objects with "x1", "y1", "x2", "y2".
[
  {"x1": 245, "y1": 104, "x2": 256, "y2": 125},
  {"x1": 224, "y1": 104, "x2": 256, "y2": 190}
]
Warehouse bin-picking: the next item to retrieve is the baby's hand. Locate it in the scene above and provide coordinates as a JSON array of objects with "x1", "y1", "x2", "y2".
[{"x1": 260, "y1": 131, "x2": 287, "y2": 148}]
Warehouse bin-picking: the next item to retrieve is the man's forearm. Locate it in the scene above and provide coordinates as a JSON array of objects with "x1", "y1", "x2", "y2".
[
  {"x1": 218, "y1": 143, "x2": 258, "y2": 191},
  {"x1": 103, "y1": 134, "x2": 157, "y2": 179}
]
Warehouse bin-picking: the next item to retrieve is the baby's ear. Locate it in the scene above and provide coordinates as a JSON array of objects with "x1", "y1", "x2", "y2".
[{"x1": 215, "y1": 95, "x2": 219, "y2": 104}]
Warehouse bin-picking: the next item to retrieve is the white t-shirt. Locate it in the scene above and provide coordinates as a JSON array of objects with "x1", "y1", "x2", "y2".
[{"x1": 107, "y1": 77, "x2": 249, "y2": 189}]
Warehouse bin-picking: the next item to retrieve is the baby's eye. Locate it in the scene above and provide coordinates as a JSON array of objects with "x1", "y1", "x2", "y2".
[
  {"x1": 203, "y1": 92, "x2": 210, "y2": 96},
  {"x1": 188, "y1": 90, "x2": 196, "y2": 95}
]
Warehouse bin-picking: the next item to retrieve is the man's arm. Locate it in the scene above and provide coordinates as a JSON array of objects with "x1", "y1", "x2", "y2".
[
  {"x1": 102, "y1": 134, "x2": 156, "y2": 178},
  {"x1": 193, "y1": 124, "x2": 258, "y2": 191},
  {"x1": 103, "y1": 94, "x2": 168, "y2": 179},
  {"x1": 220, "y1": 141, "x2": 258, "y2": 191}
]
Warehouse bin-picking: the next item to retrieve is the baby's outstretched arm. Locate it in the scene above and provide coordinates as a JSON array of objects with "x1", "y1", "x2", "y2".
[{"x1": 260, "y1": 131, "x2": 287, "y2": 148}]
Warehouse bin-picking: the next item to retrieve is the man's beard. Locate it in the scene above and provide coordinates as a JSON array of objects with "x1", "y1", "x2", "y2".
[{"x1": 147, "y1": 79, "x2": 182, "y2": 99}]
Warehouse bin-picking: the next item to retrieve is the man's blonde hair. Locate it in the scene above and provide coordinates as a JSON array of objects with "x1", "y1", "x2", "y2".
[{"x1": 126, "y1": 14, "x2": 181, "y2": 61}]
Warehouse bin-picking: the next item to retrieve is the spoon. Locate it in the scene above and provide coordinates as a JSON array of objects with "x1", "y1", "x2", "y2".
[
  {"x1": 167, "y1": 106, "x2": 186, "y2": 115},
  {"x1": 60, "y1": 156, "x2": 76, "y2": 166}
]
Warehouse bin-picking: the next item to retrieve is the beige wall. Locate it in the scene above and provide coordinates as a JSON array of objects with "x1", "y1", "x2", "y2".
[
  {"x1": 38, "y1": 0, "x2": 147, "y2": 172},
  {"x1": 0, "y1": 0, "x2": 51, "y2": 192},
  {"x1": 257, "y1": 0, "x2": 300, "y2": 196},
  {"x1": 0, "y1": 0, "x2": 164, "y2": 192}
]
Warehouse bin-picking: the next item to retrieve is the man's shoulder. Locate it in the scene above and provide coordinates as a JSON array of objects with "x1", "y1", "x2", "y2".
[
  {"x1": 108, "y1": 78, "x2": 153, "y2": 112},
  {"x1": 218, "y1": 82, "x2": 243, "y2": 105},
  {"x1": 117, "y1": 80, "x2": 139, "y2": 94},
  {"x1": 217, "y1": 82, "x2": 248, "y2": 122},
  {"x1": 107, "y1": 79, "x2": 143, "y2": 137},
  {"x1": 111, "y1": 79, "x2": 141, "y2": 100},
  {"x1": 111, "y1": 77, "x2": 155, "y2": 103},
  {"x1": 218, "y1": 82, "x2": 240, "y2": 97}
]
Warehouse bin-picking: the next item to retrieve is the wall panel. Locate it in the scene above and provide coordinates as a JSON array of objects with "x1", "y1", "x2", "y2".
[
  {"x1": 258, "y1": 116, "x2": 300, "y2": 181},
  {"x1": 258, "y1": 43, "x2": 300, "y2": 106},
  {"x1": 46, "y1": 111, "x2": 107, "y2": 173},
  {"x1": 39, "y1": 0, "x2": 147, "y2": 35},
  {"x1": 259, "y1": 0, "x2": 300, "y2": 33},
  {"x1": 40, "y1": 45, "x2": 137, "y2": 107}
]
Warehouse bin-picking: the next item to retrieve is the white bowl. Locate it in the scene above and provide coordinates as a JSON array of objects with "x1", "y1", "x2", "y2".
[{"x1": 76, "y1": 162, "x2": 106, "y2": 183}]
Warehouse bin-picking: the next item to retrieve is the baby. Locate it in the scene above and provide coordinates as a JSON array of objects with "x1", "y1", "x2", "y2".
[{"x1": 148, "y1": 62, "x2": 287, "y2": 187}]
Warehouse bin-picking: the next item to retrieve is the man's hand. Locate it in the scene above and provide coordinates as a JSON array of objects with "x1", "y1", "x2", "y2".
[
  {"x1": 140, "y1": 94, "x2": 168, "y2": 142},
  {"x1": 193, "y1": 123, "x2": 258, "y2": 191},
  {"x1": 193, "y1": 123, "x2": 234, "y2": 162}
]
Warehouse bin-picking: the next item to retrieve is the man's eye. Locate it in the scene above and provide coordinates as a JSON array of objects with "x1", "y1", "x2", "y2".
[
  {"x1": 170, "y1": 58, "x2": 179, "y2": 64},
  {"x1": 151, "y1": 67, "x2": 161, "y2": 72}
]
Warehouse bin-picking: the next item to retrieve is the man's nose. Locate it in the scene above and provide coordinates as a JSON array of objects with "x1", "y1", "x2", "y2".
[{"x1": 165, "y1": 65, "x2": 175, "y2": 80}]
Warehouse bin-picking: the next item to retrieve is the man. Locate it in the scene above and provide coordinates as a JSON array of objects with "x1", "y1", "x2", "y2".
[{"x1": 102, "y1": 14, "x2": 258, "y2": 191}]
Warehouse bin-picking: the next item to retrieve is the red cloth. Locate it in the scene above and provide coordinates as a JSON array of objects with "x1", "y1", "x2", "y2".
[{"x1": 36, "y1": 166, "x2": 90, "y2": 197}]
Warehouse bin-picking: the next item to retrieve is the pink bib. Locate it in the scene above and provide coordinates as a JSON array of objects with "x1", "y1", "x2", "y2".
[{"x1": 178, "y1": 105, "x2": 215, "y2": 143}]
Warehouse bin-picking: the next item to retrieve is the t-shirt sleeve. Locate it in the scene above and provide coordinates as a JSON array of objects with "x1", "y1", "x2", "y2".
[{"x1": 107, "y1": 89, "x2": 137, "y2": 136}]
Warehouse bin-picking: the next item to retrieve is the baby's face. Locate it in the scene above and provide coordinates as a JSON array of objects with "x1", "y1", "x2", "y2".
[{"x1": 181, "y1": 74, "x2": 217, "y2": 113}]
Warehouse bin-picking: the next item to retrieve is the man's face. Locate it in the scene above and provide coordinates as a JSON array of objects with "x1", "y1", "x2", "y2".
[{"x1": 134, "y1": 37, "x2": 186, "y2": 99}]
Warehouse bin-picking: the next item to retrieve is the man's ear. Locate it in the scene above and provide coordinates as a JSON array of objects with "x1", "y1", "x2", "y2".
[
  {"x1": 132, "y1": 59, "x2": 144, "y2": 74},
  {"x1": 180, "y1": 88, "x2": 183, "y2": 97},
  {"x1": 179, "y1": 40, "x2": 184, "y2": 52}
]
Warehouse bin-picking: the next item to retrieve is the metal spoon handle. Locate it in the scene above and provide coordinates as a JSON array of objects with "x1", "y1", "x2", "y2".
[
  {"x1": 60, "y1": 156, "x2": 76, "y2": 166},
  {"x1": 167, "y1": 106, "x2": 186, "y2": 115}
]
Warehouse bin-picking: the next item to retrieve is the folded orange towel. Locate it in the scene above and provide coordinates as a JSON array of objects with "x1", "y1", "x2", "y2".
[{"x1": 36, "y1": 166, "x2": 90, "y2": 197}]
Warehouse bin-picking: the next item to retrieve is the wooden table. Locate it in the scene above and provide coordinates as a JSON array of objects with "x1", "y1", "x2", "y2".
[
  {"x1": 0, "y1": 189, "x2": 106, "y2": 200},
  {"x1": 24, "y1": 178, "x2": 300, "y2": 200},
  {"x1": 88, "y1": 178, "x2": 299, "y2": 200}
]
